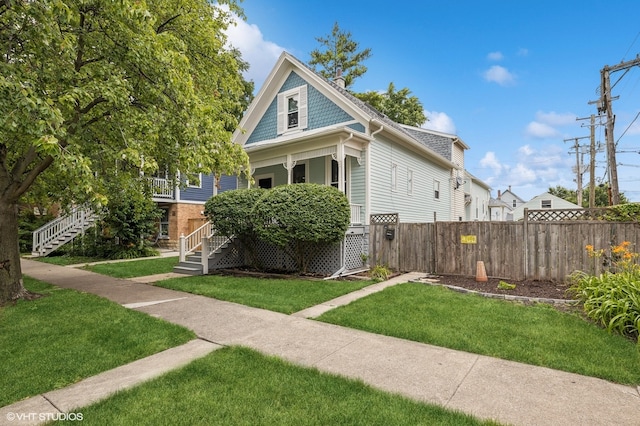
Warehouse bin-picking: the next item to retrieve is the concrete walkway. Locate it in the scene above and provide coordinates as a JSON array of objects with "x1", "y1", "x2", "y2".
[{"x1": 2, "y1": 259, "x2": 639, "y2": 425}]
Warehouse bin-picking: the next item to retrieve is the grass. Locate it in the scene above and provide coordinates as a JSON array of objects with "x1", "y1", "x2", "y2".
[
  {"x1": 0, "y1": 277, "x2": 195, "y2": 407},
  {"x1": 82, "y1": 256, "x2": 179, "y2": 278},
  {"x1": 317, "y1": 283, "x2": 640, "y2": 385},
  {"x1": 155, "y1": 274, "x2": 376, "y2": 314},
  {"x1": 33, "y1": 255, "x2": 104, "y2": 266},
  {"x1": 55, "y1": 346, "x2": 498, "y2": 426}
]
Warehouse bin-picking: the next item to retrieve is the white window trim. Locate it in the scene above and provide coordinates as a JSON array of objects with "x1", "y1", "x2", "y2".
[
  {"x1": 186, "y1": 172, "x2": 202, "y2": 189},
  {"x1": 541, "y1": 199, "x2": 552, "y2": 208},
  {"x1": 434, "y1": 179, "x2": 440, "y2": 200},
  {"x1": 277, "y1": 85, "x2": 308, "y2": 134},
  {"x1": 254, "y1": 173, "x2": 275, "y2": 189},
  {"x1": 407, "y1": 168, "x2": 413, "y2": 195},
  {"x1": 391, "y1": 163, "x2": 398, "y2": 192}
]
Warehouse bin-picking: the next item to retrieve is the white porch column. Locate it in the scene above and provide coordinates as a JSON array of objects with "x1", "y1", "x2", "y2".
[{"x1": 283, "y1": 154, "x2": 296, "y2": 184}]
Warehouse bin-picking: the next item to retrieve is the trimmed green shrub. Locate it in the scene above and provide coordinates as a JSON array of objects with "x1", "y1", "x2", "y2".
[
  {"x1": 253, "y1": 184, "x2": 350, "y2": 272},
  {"x1": 204, "y1": 188, "x2": 265, "y2": 267},
  {"x1": 204, "y1": 188, "x2": 265, "y2": 238}
]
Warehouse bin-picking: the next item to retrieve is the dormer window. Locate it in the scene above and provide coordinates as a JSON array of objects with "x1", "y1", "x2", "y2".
[{"x1": 277, "y1": 85, "x2": 308, "y2": 134}]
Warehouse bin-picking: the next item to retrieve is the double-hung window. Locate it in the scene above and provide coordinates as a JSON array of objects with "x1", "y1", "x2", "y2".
[{"x1": 277, "y1": 85, "x2": 308, "y2": 134}]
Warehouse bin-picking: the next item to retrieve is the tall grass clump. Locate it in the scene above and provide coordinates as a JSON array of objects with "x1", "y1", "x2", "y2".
[{"x1": 569, "y1": 241, "x2": 640, "y2": 341}]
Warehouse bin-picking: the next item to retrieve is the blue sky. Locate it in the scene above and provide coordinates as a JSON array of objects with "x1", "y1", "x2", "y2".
[{"x1": 225, "y1": 1, "x2": 640, "y2": 202}]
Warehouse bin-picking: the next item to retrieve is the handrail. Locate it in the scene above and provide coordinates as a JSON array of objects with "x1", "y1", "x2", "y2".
[
  {"x1": 179, "y1": 221, "x2": 213, "y2": 262},
  {"x1": 32, "y1": 208, "x2": 96, "y2": 256}
]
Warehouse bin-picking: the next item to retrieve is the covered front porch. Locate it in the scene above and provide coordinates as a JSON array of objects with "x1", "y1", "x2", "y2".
[{"x1": 242, "y1": 127, "x2": 371, "y2": 225}]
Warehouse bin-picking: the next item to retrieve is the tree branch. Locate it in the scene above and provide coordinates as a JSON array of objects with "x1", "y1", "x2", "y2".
[{"x1": 156, "y1": 14, "x2": 182, "y2": 34}]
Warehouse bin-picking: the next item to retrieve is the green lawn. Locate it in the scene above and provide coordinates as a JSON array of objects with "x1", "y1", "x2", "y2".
[
  {"x1": 34, "y1": 255, "x2": 104, "y2": 266},
  {"x1": 82, "y1": 256, "x2": 179, "y2": 278},
  {"x1": 55, "y1": 346, "x2": 499, "y2": 426},
  {"x1": 316, "y1": 283, "x2": 640, "y2": 385},
  {"x1": 0, "y1": 277, "x2": 195, "y2": 407},
  {"x1": 155, "y1": 274, "x2": 376, "y2": 314}
]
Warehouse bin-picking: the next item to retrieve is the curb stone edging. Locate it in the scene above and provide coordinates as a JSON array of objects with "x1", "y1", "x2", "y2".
[{"x1": 410, "y1": 279, "x2": 580, "y2": 306}]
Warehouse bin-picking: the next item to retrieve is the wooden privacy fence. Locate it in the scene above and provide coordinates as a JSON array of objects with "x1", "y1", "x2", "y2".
[{"x1": 369, "y1": 213, "x2": 640, "y2": 281}]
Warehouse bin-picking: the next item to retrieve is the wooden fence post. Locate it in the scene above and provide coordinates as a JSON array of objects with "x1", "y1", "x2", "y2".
[{"x1": 523, "y1": 208, "x2": 528, "y2": 279}]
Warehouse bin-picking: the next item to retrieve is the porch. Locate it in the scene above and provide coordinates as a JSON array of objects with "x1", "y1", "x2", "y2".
[{"x1": 243, "y1": 128, "x2": 371, "y2": 226}]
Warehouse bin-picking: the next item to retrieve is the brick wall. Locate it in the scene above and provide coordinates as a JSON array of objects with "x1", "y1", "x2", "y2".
[{"x1": 164, "y1": 203, "x2": 207, "y2": 248}]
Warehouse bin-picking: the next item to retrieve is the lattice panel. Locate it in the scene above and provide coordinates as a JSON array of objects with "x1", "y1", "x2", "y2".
[
  {"x1": 344, "y1": 233, "x2": 366, "y2": 270},
  {"x1": 526, "y1": 208, "x2": 610, "y2": 222},
  {"x1": 253, "y1": 239, "x2": 297, "y2": 271},
  {"x1": 207, "y1": 229, "x2": 370, "y2": 276},
  {"x1": 307, "y1": 243, "x2": 342, "y2": 274},
  {"x1": 209, "y1": 239, "x2": 244, "y2": 269},
  {"x1": 370, "y1": 213, "x2": 399, "y2": 224}
]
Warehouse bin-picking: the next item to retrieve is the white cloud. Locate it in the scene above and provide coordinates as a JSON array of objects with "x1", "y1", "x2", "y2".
[
  {"x1": 225, "y1": 16, "x2": 285, "y2": 87},
  {"x1": 534, "y1": 111, "x2": 576, "y2": 126},
  {"x1": 483, "y1": 65, "x2": 516, "y2": 86},
  {"x1": 507, "y1": 163, "x2": 537, "y2": 185},
  {"x1": 524, "y1": 121, "x2": 559, "y2": 139},
  {"x1": 479, "y1": 152, "x2": 503, "y2": 174},
  {"x1": 476, "y1": 144, "x2": 571, "y2": 198},
  {"x1": 517, "y1": 48, "x2": 529, "y2": 57},
  {"x1": 422, "y1": 111, "x2": 457, "y2": 134},
  {"x1": 487, "y1": 51, "x2": 503, "y2": 61},
  {"x1": 524, "y1": 111, "x2": 577, "y2": 139}
]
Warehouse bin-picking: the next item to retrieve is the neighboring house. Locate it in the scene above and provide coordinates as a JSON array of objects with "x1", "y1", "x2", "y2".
[
  {"x1": 512, "y1": 192, "x2": 582, "y2": 221},
  {"x1": 489, "y1": 197, "x2": 514, "y2": 221},
  {"x1": 465, "y1": 171, "x2": 491, "y2": 221},
  {"x1": 151, "y1": 172, "x2": 237, "y2": 247},
  {"x1": 498, "y1": 186, "x2": 526, "y2": 211},
  {"x1": 231, "y1": 51, "x2": 487, "y2": 225}
]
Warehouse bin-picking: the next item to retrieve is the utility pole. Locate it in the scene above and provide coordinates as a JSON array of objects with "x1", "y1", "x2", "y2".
[
  {"x1": 577, "y1": 114, "x2": 604, "y2": 208},
  {"x1": 564, "y1": 136, "x2": 589, "y2": 206},
  {"x1": 597, "y1": 55, "x2": 640, "y2": 205}
]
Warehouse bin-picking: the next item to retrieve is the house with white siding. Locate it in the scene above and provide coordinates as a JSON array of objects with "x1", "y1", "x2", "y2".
[
  {"x1": 169, "y1": 51, "x2": 492, "y2": 275},
  {"x1": 232, "y1": 52, "x2": 486, "y2": 225},
  {"x1": 512, "y1": 192, "x2": 582, "y2": 221}
]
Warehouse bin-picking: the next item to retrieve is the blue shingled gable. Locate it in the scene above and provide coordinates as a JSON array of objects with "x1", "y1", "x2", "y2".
[{"x1": 247, "y1": 71, "x2": 355, "y2": 145}]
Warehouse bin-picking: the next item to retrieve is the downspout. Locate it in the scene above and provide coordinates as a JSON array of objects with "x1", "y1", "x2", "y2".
[{"x1": 367, "y1": 121, "x2": 383, "y2": 226}]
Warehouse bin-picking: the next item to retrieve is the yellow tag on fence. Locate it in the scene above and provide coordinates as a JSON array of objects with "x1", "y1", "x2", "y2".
[{"x1": 461, "y1": 235, "x2": 477, "y2": 244}]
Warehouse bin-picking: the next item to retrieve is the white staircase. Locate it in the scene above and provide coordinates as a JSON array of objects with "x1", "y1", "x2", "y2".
[
  {"x1": 173, "y1": 221, "x2": 235, "y2": 275},
  {"x1": 31, "y1": 208, "x2": 98, "y2": 257}
]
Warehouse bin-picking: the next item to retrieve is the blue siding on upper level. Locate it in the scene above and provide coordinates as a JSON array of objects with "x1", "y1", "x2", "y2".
[
  {"x1": 180, "y1": 174, "x2": 214, "y2": 202},
  {"x1": 218, "y1": 174, "x2": 238, "y2": 193},
  {"x1": 247, "y1": 71, "x2": 355, "y2": 144}
]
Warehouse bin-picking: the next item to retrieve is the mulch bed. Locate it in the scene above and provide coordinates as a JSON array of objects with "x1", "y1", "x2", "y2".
[{"x1": 416, "y1": 274, "x2": 575, "y2": 301}]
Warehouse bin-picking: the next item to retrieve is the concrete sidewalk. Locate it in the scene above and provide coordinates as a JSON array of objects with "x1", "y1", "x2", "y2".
[{"x1": 3, "y1": 259, "x2": 639, "y2": 425}]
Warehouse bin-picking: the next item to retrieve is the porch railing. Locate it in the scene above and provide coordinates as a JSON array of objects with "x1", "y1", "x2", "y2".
[
  {"x1": 179, "y1": 221, "x2": 213, "y2": 262},
  {"x1": 152, "y1": 177, "x2": 175, "y2": 199},
  {"x1": 350, "y1": 204, "x2": 363, "y2": 225},
  {"x1": 32, "y1": 208, "x2": 96, "y2": 256}
]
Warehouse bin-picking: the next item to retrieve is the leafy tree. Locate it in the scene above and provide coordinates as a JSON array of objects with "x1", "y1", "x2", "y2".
[
  {"x1": 97, "y1": 177, "x2": 162, "y2": 259},
  {"x1": 548, "y1": 184, "x2": 628, "y2": 207},
  {"x1": 308, "y1": 24, "x2": 427, "y2": 127},
  {"x1": 0, "y1": 0, "x2": 251, "y2": 304},
  {"x1": 548, "y1": 185, "x2": 578, "y2": 205},
  {"x1": 355, "y1": 82, "x2": 427, "y2": 127},
  {"x1": 308, "y1": 22, "x2": 372, "y2": 89},
  {"x1": 253, "y1": 184, "x2": 350, "y2": 273}
]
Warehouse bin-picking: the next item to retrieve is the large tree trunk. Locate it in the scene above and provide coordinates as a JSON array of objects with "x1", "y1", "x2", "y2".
[{"x1": 0, "y1": 200, "x2": 28, "y2": 305}]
